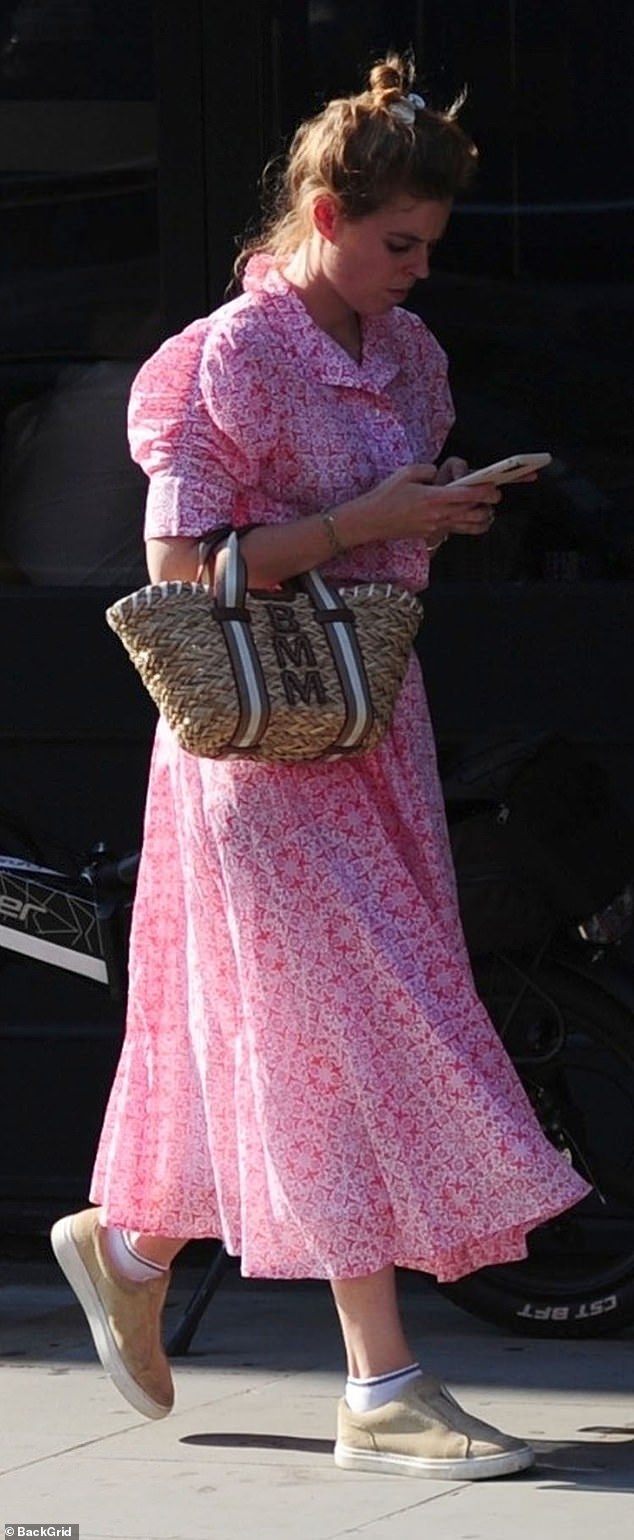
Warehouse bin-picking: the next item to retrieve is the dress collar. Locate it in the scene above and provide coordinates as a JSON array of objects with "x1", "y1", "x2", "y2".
[{"x1": 243, "y1": 253, "x2": 403, "y2": 393}]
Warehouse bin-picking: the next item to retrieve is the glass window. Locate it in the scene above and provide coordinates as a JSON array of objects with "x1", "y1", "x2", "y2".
[
  {"x1": 416, "y1": 1, "x2": 634, "y2": 584},
  {"x1": 291, "y1": 1, "x2": 634, "y2": 585},
  {"x1": 0, "y1": 0, "x2": 159, "y2": 586}
]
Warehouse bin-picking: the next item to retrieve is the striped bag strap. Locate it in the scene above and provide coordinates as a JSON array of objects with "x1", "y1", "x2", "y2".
[
  {"x1": 212, "y1": 533, "x2": 271, "y2": 752},
  {"x1": 212, "y1": 532, "x2": 375, "y2": 757},
  {"x1": 298, "y1": 568, "x2": 374, "y2": 754}
]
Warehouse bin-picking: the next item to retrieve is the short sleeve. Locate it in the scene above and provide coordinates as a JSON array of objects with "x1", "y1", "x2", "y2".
[{"x1": 128, "y1": 311, "x2": 272, "y2": 540}]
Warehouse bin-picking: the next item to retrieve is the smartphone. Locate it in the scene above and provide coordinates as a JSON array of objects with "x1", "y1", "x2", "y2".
[{"x1": 453, "y1": 453, "x2": 552, "y2": 487}]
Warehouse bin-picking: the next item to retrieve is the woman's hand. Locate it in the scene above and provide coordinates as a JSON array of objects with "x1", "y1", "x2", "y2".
[{"x1": 354, "y1": 462, "x2": 501, "y2": 549}]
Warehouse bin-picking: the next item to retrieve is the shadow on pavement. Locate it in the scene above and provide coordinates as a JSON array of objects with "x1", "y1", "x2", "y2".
[{"x1": 181, "y1": 1429, "x2": 634, "y2": 1492}]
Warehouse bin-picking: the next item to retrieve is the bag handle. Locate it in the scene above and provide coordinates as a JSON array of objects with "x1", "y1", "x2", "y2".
[
  {"x1": 212, "y1": 530, "x2": 353, "y2": 620},
  {"x1": 196, "y1": 522, "x2": 265, "y2": 586},
  {"x1": 195, "y1": 524, "x2": 234, "y2": 585}
]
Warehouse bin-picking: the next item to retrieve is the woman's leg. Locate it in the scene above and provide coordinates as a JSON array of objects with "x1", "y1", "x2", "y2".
[
  {"x1": 330, "y1": 1263, "x2": 533, "y2": 1480},
  {"x1": 330, "y1": 1264, "x2": 415, "y2": 1378}
]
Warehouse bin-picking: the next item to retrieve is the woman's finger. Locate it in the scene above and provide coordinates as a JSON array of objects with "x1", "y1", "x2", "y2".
[
  {"x1": 434, "y1": 456, "x2": 469, "y2": 486},
  {"x1": 450, "y1": 506, "x2": 498, "y2": 535},
  {"x1": 444, "y1": 483, "x2": 502, "y2": 509},
  {"x1": 407, "y1": 463, "x2": 441, "y2": 484}
]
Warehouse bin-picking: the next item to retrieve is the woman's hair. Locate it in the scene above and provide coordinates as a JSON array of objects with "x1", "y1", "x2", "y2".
[{"x1": 235, "y1": 53, "x2": 477, "y2": 281}]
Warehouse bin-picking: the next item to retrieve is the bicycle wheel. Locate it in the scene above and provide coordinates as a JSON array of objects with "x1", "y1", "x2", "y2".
[{"x1": 440, "y1": 955, "x2": 634, "y2": 1337}]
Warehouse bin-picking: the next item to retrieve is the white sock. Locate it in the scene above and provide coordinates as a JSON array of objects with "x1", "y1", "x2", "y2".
[
  {"x1": 345, "y1": 1362, "x2": 422, "y2": 1414},
  {"x1": 103, "y1": 1226, "x2": 169, "y2": 1284}
]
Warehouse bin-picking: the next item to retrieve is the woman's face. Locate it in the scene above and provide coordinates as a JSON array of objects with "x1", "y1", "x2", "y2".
[{"x1": 320, "y1": 194, "x2": 452, "y2": 315}]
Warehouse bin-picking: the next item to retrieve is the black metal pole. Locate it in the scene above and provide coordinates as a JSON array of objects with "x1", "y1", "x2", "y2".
[{"x1": 167, "y1": 1242, "x2": 235, "y2": 1355}]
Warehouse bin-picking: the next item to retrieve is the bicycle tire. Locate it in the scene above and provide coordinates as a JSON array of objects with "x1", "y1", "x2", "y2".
[{"x1": 439, "y1": 957, "x2": 634, "y2": 1337}]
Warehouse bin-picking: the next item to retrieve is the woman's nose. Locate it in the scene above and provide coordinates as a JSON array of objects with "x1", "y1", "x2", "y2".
[{"x1": 406, "y1": 248, "x2": 430, "y2": 281}]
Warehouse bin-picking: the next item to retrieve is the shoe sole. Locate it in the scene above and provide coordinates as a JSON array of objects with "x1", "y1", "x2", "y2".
[
  {"x1": 51, "y1": 1215, "x2": 172, "y2": 1421},
  {"x1": 334, "y1": 1441, "x2": 534, "y2": 1480}
]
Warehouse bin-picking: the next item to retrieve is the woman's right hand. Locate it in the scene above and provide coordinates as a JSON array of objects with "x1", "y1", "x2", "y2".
[{"x1": 356, "y1": 463, "x2": 502, "y2": 547}]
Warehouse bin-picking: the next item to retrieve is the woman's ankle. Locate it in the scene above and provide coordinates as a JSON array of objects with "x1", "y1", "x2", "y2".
[
  {"x1": 128, "y1": 1231, "x2": 186, "y2": 1269},
  {"x1": 99, "y1": 1223, "x2": 186, "y2": 1276}
]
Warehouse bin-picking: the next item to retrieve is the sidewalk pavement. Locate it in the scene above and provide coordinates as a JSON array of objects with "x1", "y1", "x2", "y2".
[{"x1": 1, "y1": 1255, "x2": 633, "y2": 1540}]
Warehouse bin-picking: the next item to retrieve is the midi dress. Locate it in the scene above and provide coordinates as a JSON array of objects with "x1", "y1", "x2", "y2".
[{"x1": 90, "y1": 256, "x2": 589, "y2": 1281}]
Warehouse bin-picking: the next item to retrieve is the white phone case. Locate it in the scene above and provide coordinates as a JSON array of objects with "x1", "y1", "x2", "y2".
[{"x1": 453, "y1": 453, "x2": 552, "y2": 487}]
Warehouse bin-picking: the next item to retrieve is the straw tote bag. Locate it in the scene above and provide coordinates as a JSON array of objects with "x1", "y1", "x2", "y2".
[{"x1": 106, "y1": 530, "x2": 423, "y2": 762}]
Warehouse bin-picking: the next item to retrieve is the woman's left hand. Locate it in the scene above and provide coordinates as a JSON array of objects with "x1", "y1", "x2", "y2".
[
  {"x1": 430, "y1": 455, "x2": 538, "y2": 551},
  {"x1": 428, "y1": 456, "x2": 497, "y2": 549}
]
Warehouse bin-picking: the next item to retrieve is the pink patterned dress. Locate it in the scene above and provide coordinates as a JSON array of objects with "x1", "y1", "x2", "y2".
[{"x1": 90, "y1": 257, "x2": 589, "y2": 1280}]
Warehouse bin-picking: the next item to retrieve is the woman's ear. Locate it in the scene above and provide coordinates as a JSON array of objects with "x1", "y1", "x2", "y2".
[{"x1": 312, "y1": 194, "x2": 341, "y2": 242}]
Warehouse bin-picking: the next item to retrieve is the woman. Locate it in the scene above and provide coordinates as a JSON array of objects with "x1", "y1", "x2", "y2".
[{"x1": 52, "y1": 54, "x2": 589, "y2": 1481}]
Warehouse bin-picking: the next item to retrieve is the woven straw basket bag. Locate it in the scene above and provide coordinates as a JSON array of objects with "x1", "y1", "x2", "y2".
[{"x1": 106, "y1": 531, "x2": 423, "y2": 762}]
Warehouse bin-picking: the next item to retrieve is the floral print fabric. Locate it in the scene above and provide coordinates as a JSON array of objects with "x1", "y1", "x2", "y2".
[{"x1": 90, "y1": 258, "x2": 589, "y2": 1279}]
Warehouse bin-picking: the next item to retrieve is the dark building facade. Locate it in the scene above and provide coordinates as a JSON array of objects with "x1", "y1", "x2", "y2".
[{"x1": 1, "y1": 0, "x2": 633, "y2": 1222}]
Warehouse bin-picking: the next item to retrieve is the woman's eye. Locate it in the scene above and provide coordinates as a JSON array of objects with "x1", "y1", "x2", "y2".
[{"x1": 386, "y1": 241, "x2": 412, "y2": 254}]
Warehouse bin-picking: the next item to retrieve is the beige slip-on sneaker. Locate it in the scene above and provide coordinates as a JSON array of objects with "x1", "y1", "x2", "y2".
[
  {"x1": 334, "y1": 1373, "x2": 534, "y2": 1480},
  {"x1": 51, "y1": 1207, "x2": 174, "y2": 1420}
]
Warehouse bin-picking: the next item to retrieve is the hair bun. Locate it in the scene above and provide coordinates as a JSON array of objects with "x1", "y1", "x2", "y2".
[{"x1": 368, "y1": 53, "x2": 416, "y2": 105}]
